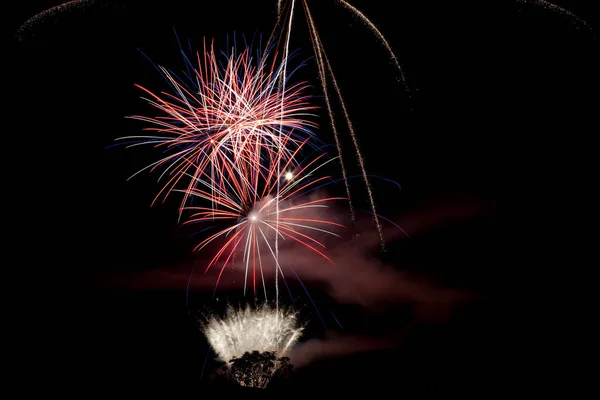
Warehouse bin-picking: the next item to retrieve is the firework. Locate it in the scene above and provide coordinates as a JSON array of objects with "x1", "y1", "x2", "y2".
[
  {"x1": 203, "y1": 304, "x2": 303, "y2": 363},
  {"x1": 183, "y1": 139, "x2": 344, "y2": 297},
  {"x1": 118, "y1": 39, "x2": 318, "y2": 216},
  {"x1": 271, "y1": 0, "x2": 408, "y2": 248}
]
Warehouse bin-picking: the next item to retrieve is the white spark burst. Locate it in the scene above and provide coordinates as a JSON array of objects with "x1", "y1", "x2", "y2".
[{"x1": 203, "y1": 305, "x2": 303, "y2": 363}]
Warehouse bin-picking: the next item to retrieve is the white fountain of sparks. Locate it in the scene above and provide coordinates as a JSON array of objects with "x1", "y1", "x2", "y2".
[{"x1": 203, "y1": 305, "x2": 303, "y2": 363}]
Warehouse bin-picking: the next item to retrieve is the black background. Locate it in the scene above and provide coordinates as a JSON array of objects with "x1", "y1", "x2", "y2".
[{"x1": 9, "y1": 0, "x2": 597, "y2": 396}]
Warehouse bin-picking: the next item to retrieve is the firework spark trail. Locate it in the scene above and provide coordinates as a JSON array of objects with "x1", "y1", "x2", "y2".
[
  {"x1": 119, "y1": 39, "x2": 318, "y2": 218},
  {"x1": 203, "y1": 305, "x2": 303, "y2": 363},
  {"x1": 303, "y1": 1, "x2": 355, "y2": 224},
  {"x1": 276, "y1": 0, "x2": 297, "y2": 316},
  {"x1": 182, "y1": 139, "x2": 344, "y2": 295},
  {"x1": 336, "y1": 0, "x2": 409, "y2": 91},
  {"x1": 304, "y1": 1, "x2": 384, "y2": 247}
]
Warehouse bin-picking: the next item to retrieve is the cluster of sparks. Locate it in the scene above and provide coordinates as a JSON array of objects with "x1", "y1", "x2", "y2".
[
  {"x1": 274, "y1": 0, "x2": 410, "y2": 248},
  {"x1": 203, "y1": 305, "x2": 303, "y2": 363},
  {"x1": 119, "y1": 39, "x2": 345, "y2": 296},
  {"x1": 119, "y1": 0, "x2": 407, "y2": 387}
]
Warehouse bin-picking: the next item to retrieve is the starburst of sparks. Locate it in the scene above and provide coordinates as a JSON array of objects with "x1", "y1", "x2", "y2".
[
  {"x1": 183, "y1": 139, "x2": 345, "y2": 297},
  {"x1": 203, "y1": 305, "x2": 303, "y2": 363},
  {"x1": 118, "y1": 39, "x2": 319, "y2": 217}
]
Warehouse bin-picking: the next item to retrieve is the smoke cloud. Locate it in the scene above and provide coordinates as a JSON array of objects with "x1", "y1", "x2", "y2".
[{"x1": 95, "y1": 192, "x2": 488, "y2": 366}]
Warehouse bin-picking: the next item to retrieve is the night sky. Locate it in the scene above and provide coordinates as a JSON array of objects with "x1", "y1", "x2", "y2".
[{"x1": 10, "y1": 0, "x2": 597, "y2": 396}]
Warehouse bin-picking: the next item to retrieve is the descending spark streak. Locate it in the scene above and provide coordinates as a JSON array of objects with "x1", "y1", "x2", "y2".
[
  {"x1": 304, "y1": 2, "x2": 385, "y2": 247},
  {"x1": 336, "y1": 0, "x2": 408, "y2": 90},
  {"x1": 256, "y1": 234, "x2": 268, "y2": 301},
  {"x1": 276, "y1": 0, "x2": 297, "y2": 315},
  {"x1": 303, "y1": 1, "x2": 355, "y2": 223}
]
